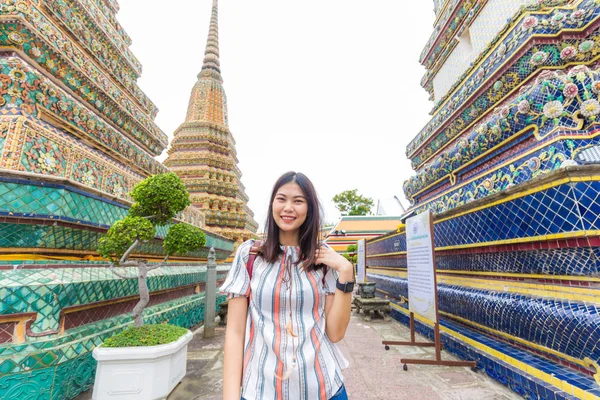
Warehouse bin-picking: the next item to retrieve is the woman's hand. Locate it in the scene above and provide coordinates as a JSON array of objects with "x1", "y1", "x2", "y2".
[{"x1": 315, "y1": 245, "x2": 354, "y2": 283}]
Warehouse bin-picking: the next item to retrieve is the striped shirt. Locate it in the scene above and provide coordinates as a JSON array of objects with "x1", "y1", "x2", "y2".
[{"x1": 219, "y1": 240, "x2": 348, "y2": 400}]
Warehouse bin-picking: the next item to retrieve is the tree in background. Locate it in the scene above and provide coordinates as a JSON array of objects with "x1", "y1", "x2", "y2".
[
  {"x1": 98, "y1": 173, "x2": 206, "y2": 327},
  {"x1": 333, "y1": 189, "x2": 374, "y2": 216}
]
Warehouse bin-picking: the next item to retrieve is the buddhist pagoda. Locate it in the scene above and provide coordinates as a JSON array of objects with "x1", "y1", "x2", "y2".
[
  {"x1": 0, "y1": 1, "x2": 232, "y2": 398},
  {"x1": 367, "y1": 1, "x2": 600, "y2": 399},
  {"x1": 164, "y1": 0, "x2": 258, "y2": 244}
]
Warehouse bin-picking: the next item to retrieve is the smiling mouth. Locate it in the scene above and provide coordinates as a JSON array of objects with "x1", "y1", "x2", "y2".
[{"x1": 281, "y1": 216, "x2": 296, "y2": 222}]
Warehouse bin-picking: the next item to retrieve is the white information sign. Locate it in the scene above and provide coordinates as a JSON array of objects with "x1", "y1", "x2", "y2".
[
  {"x1": 357, "y1": 239, "x2": 366, "y2": 283},
  {"x1": 406, "y1": 211, "x2": 437, "y2": 323}
]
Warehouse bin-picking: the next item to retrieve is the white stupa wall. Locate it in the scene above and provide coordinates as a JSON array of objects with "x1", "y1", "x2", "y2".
[{"x1": 432, "y1": 0, "x2": 530, "y2": 101}]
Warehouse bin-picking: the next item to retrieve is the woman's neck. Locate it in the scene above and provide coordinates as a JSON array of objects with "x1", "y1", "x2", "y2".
[{"x1": 279, "y1": 231, "x2": 299, "y2": 246}]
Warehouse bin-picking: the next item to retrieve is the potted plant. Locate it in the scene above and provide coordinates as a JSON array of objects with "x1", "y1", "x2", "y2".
[{"x1": 92, "y1": 173, "x2": 206, "y2": 400}]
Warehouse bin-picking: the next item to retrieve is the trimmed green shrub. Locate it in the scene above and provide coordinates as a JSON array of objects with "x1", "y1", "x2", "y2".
[{"x1": 102, "y1": 324, "x2": 188, "y2": 348}]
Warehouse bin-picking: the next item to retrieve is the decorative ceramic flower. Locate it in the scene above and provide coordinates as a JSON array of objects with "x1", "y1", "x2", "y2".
[
  {"x1": 579, "y1": 40, "x2": 594, "y2": 53},
  {"x1": 543, "y1": 100, "x2": 564, "y2": 118},
  {"x1": 563, "y1": 83, "x2": 578, "y2": 98},
  {"x1": 476, "y1": 123, "x2": 489, "y2": 134},
  {"x1": 497, "y1": 44, "x2": 507, "y2": 57},
  {"x1": 490, "y1": 125, "x2": 501, "y2": 136},
  {"x1": 499, "y1": 107, "x2": 510, "y2": 118},
  {"x1": 81, "y1": 170, "x2": 95, "y2": 186},
  {"x1": 469, "y1": 108, "x2": 480, "y2": 118},
  {"x1": 46, "y1": 59, "x2": 56, "y2": 69},
  {"x1": 7, "y1": 88, "x2": 20, "y2": 98},
  {"x1": 570, "y1": 9, "x2": 585, "y2": 22},
  {"x1": 493, "y1": 81, "x2": 503, "y2": 91},
  {"x1": 114, "y1": 184, "x2": 124, "y2": 198},
  {"x1": 522, "y1": 16, "x2": 539, "y2": 30},
  {"x1": 538, "y1": 70, "x2": 556, "y2": 82},
  {"x1": 591, "y1": 81, "x2": 600, "y2": 94},
  {"x1": 35, "y1": 93, "x2": 46, "y2": 103},
  {"x1": 9, "y1": 69, "x2": 27, "y2": 83},
  {"x1": 560, "y1": 46, "x2": 577, "y2": 60},
  {"x1": 527, "y1": 157, "x2": 541, "y2": 171},
  {"x1": 57, "y1": 101, "x2": 69, "y2": 112},
  {"x1": 38, "y1": 152, "x2": 57, "y2": 172},
  {"x1": 8, "y1": 32, "x2": 24, "y2": 45},
  {"x1": 518, "y1": 99, "x2": 531, "y2": 113},
  {"x1": 30, "y1": 47, "x2": 42, "y2": 58},
  {"x1": 482, "y1": 179, "x2": 494, "y2": 190},
  {"x1": 530, "y1": 51, "x2": 548, "y2": 66},
  {"x1": 550, "y1": 12, "x2": 566, "y2": 26},
  {"x1": 580, "y1": 99, "x2": 600, "y2": 117}
]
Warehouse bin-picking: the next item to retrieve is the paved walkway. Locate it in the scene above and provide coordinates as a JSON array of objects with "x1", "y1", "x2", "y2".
[{"x1": 165, "y1": 314, "x2": 522, "y2": 400}]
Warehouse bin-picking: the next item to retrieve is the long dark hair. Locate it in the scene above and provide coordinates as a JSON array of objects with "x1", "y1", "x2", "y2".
[{"x1": 261, "y1": 171, "x2": 322, "y2": 271}]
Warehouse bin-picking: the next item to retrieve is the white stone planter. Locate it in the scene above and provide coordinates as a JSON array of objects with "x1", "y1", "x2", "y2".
[{"x1": 92, "y1": 330, "x2": 193, "y2": 400}]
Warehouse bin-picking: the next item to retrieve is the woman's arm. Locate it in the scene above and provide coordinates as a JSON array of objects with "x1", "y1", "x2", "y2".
[
  {"x1": 222, "y1": 297, "x2": 248, "y2": 400},
  {"x1": 316, "y1": 246, "x2": 354, "y2": 343}
]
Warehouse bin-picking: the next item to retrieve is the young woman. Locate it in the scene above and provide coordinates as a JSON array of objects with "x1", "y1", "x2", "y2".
[{"x1": 220, "y1": 171, "x2": 355, "y2": 400}]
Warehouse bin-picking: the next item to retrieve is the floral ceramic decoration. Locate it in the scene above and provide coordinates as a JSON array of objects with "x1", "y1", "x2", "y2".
[
  {"x1": 409, "y1": 1, "x2": 597, "y2": 163},
  {"x1": 21, "y1": 135, "x2": 67, "y2": 176},
  {"x1": 403, "y1": 63, "x2": 600, "y2": 198}
]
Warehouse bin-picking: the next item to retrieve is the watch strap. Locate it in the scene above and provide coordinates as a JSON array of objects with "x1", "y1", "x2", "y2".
[{"x1": 336, "y1": 279, "x2": 355, "y2": 293}]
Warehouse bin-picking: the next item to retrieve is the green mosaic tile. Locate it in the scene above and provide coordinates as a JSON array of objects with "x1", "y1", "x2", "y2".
[
  {"x1": 0, "y1": 358, "x2": 17, "y2": 375},
  {"x1": 0, "y1": 182, "x2": 128, "y2": 227},
  {"x1": 0, "y1": 265, "x2": 215, "y2": 333}
]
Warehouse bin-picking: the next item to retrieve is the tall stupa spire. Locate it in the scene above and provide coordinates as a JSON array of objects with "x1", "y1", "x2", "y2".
[
  {"x1": 164, "y1": 0, "x2": 258, "y2": 245},
  {"x1": 201, "y1": 0, "x2": 221, "y2": 81}
]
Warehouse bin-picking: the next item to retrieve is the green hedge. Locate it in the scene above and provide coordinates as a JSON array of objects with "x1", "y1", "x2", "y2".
[{"x1": 102, "y1": 324, "x2": 188, "y2": 348}]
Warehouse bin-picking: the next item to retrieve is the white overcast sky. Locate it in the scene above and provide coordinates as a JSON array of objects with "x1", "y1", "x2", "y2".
[{"x1": 117, "y1": 1, "x2": 435, "y2": 229}]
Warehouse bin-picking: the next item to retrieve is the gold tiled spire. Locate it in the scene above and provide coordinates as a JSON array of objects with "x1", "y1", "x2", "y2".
[{"x1": 165, "y1": 0, "x2": 258, "y2": 244}]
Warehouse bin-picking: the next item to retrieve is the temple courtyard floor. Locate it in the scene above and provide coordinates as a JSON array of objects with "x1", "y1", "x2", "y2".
[{"x1": 77, "y1": 313, "x2": 521, "y2": 400}]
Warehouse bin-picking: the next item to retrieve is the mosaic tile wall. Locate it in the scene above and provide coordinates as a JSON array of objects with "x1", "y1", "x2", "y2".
[
  {"x1": 0, "y1": 265, "x2": 228, "y2": 334},
  {"x1": 371, "y1": 1, "x2": 600, "y2": 398},
  {"x1": 412, "y1": 0, "x2": 592, "y2": 167},
  {"x1": 386, "y1": 306, "x2": 600, "y2": 399},
  {"x1": 0, "y1": 2, "x2": 236, "y2": 399},
  {"x1": 370, "y1": 245, "x2": 600, "y2": 276},
  {"x1": 0, "y1": 291, "x2": 227, "y2": 400}
]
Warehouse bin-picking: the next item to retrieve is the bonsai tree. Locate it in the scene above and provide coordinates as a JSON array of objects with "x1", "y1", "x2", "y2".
[{"x1": 98, "y1": 172, "x2": 206, "y2": 327}]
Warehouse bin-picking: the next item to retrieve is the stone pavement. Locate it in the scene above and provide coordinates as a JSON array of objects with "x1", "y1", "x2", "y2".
[{"x1": 164, "y1": 314, "x2": 522, "y2": 400}]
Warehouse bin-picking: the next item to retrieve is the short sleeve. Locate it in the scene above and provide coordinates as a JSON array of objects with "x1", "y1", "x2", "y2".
[
  {"x1": 322, "y1": 265, "x2": 339, "y2": 295},
  {"x1": 219, "y1": 240, "x2": 253, "y2": 299}
]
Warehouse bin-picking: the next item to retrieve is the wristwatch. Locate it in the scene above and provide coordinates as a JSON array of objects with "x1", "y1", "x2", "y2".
[{"x1": 336, "y1": 279, "x2": 355, "y2": 293}]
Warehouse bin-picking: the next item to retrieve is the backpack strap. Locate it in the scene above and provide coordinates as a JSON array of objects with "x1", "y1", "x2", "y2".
[
  {"x1": 246, "y1": 240, "x2": 263, "y2": 280},
  {"x1": 245, "y1": 240, "x2": 263, "y2": 306}
]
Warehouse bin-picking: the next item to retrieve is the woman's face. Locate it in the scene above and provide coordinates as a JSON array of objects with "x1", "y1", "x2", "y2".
[{"x1": 272, "y1": 182, "x2": 308, "y2": 238}]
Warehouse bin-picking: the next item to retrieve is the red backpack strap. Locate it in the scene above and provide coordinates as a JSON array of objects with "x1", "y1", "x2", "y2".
[
  {"x1": 245, "y1": 240, "x2": 263, "y2": 305},
  {"x1": 246, "y1": 240, "x2": 262, "y2": 280}
]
